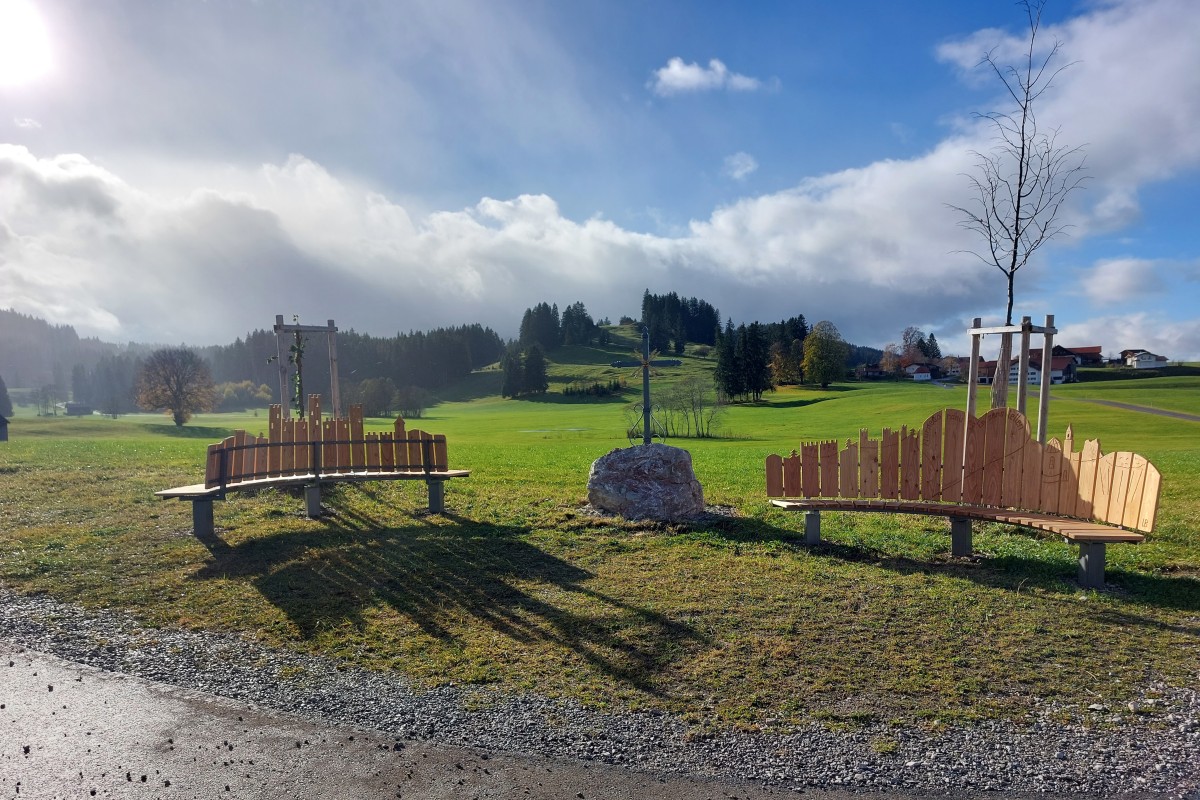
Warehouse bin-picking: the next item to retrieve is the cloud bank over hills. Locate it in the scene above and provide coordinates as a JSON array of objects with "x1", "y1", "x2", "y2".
[{"x1": 0, "y1": 0, "x2": 1197, "y2": 360}]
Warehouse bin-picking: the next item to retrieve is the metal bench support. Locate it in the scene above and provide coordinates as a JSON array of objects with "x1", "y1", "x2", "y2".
[
  {"x1": 428, "y1": 480, "x2": 445, "y2": 514},
  {"x1": 804, "y1": 510, "x2": 821, "y2": 545},
  {"x1": 193, "y1": 498, "x2": 215, "y2": 539},
  {"x1": 1078, "y1": 542, "x2": 1106, "y2": 589},
  {"x1": 950, "y1": 517, "x2": 973, "y2": 557},
  {"x1": 305, "y1": 484, "x2": 323, "y2": 518}
]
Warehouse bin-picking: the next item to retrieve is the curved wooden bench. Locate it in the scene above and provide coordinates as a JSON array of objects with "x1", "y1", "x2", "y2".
[
  {"x1": 765, "y1": 407, "x2": 1160, "y2": 588},
  {"x1": 158, "y1": 400, "x2": 468, "y2": 537}
]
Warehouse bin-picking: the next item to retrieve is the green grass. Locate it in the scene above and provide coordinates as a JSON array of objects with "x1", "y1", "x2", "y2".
[{"x1": 1, "y1": 373, "x2": 1197, "y2": 731}]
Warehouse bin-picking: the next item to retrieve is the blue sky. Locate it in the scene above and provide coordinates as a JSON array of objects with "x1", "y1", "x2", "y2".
[{"x1": 1, "y1": 0, "x2": 1198, "y2": 360}]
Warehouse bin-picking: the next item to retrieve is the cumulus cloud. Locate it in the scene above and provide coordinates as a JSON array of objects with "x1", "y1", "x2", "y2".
[
  {"x1": 1058, "y1": 313, "x2": 1200, "y2": 362},
  {"x1": 649, "y1": 57, "x2": 764, "y2": 96},
  {"x1": 1079, "y1": 258, "x2": 1164, "y2": 306},
  {"x1": 13, "y1": 118, "x2": 41, "y2": 129},
  {"x1": 1, "y1": 0, "x2": 1197, "y2": 358},
  {"x1": 722, "y1": 152, "x2": 758, "y2": 181}
]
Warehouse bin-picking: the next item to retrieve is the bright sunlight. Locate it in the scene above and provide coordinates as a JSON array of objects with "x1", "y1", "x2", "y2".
[{"x1": 0, "y1": 0, "x2": 52, "y2": 88}]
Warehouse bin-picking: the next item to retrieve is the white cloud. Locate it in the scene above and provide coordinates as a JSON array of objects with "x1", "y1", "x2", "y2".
[
  {"x1": 649, "y1": 57, "x2": 764, "y2": 96},
  {"x1": 1, "y1": 0, "x2": 1198, "y2": 358},
  {"x1": 722, "y1": 152, "x2": 758, "y2": 181},
  {"x1": 1058, "y1": 313, "x2": 1200, "y2": 362},
  {"x1": 1079, "y1": 258, "x2": 1164, "y2": 306},
  {"x1": 13, "y1": 117, "x2": 40, "y2": 129}
]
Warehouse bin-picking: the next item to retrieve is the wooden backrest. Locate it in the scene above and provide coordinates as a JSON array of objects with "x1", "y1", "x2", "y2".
[
  {"x1": 766, "y1": 408, "x2": 1161, "y2": 532},
  {"x1": 204, "y1": 399, "x2": 449, "y2": 488}
]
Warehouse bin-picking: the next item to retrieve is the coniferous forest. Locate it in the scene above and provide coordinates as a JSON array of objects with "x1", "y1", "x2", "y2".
[{"x1": 1, "y1": 290, "x2": 886, "y2": 414}]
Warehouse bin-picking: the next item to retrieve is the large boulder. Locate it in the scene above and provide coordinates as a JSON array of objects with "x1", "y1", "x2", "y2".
[{"x1": 587, "y1": 443, "x2": 705, "y2": 521}]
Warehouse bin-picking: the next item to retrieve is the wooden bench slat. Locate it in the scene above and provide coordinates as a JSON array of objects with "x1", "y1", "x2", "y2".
[
  {"x1": 921, "y1": 412, "x2": 942, "y2": 502},
  {"x1": 819, "y1": 439, "x2": 839, "y2": 498},
  {"x1": 764, "y1": 406, "x2": 1162, "y2": 588},
  {"x1": 1093, "y1": 451, "x2": 1115, "y2": 526},
  {"x1": 839, "y1": 440, "x2": 857, "y2": 499},
  {"x1": 1106, "y1": 452, "x2": 1133, "y2": 527},
  {"x1": 941, "y1": 408, "x2": 965, "y2": 503},
  {"x1": 1137, "y1": 463, "x2": 1161, "y2": 533},
  {"x1": 962, "y1": 414, "x2": 985, "y2": 505},
  {"x1": 1001, "y1": 411, "x2": 1026, "y2": 508},
  {"x1": 765, "y1": 453, "x2": 784, "y2": 497},
  {"x1": 801, "y1": 441, "x2": 820, "y2": 497},
  {"x1": 981, "y1": 409, "x2": 1006, "y2": 507}
]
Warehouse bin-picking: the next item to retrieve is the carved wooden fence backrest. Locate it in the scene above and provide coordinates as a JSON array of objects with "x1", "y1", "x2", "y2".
[
  {"x1": 766, "y1": 407, "x2": 1161, "y2": 532},
  {"x1": 204, "y1": 396, "x2": 447, "y2": 489}
]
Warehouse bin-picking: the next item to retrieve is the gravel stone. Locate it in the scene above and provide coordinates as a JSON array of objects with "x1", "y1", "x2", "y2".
[{"x1": 1, "y1": 587, "x2": 1197, "y2": 797}]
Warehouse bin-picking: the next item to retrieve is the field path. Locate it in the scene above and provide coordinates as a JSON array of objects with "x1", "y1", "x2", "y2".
[{"x1": 1052, "y1": 394, "x2": 1200, "y2": 422}]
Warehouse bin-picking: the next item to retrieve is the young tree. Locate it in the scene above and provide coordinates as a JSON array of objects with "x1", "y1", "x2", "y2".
[
  {"x1": 802, "y1": 320, "x2": 849, "y2": 389},
  {"x1": 136, "y1": 348, "x2": 216, "y2": 426},
  {"x1": 395, "y1": 385, "x2": 433, "y2": 418},
  {"x1": 949, "y1": 0, "x2": 1086, "y2": 406},
  {"x1": 880, "y1": 344, "x2": 903, "y2": 379},
  {"x1": 901, "y1": 326, "x2": 926, "y2": 366},
  {"x1": 354, "y1": 376, "x2": 398, "y2": 417}
]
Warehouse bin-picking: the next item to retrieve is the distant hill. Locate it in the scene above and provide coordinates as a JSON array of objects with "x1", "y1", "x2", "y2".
[{"x1": 0, "y1": 309, "x2": 144, "y2": 389}]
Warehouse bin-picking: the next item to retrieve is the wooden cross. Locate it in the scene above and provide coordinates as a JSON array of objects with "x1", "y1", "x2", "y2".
[{"x1": 610, "y1": 328, "x2": 682, "y2": 444}]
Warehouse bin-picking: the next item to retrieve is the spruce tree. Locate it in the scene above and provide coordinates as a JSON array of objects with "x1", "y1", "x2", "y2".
[{"x1": 522, "y1": 345, "x2": 550, "y2": 394}]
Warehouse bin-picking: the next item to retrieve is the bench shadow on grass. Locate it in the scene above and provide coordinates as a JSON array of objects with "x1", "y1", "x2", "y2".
[
  {"x1": 189, "y1": 501, "x2": 704, "y2": 694},
  {"x1": 710, "y1": 515, "x2": 1200, "y2": 619}
]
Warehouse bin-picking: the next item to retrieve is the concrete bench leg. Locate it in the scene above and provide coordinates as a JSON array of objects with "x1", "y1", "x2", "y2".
[
  {"x1": 304, "y1": 484, "x2": 322, "y2": 518},
  {"x1": 804, "y1": 510, "x2": 821, "y2": 545},
  {"x1": 427, "y1": 480, "x2": 445, "y2": 514},
  {"x1": 1078, "y1": 542, "x2": 1106, "y2": 589},
  {"x1": 192, "y1": 498, "x2": 214, "y2": 538},
  {"x1": 950, "y1": 517, "x2": 973, "y2": 557}
]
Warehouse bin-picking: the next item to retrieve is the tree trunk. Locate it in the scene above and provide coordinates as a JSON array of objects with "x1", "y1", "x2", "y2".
[{"x1": 990, "y1": 333, "x2": 1012, "y2": 410}]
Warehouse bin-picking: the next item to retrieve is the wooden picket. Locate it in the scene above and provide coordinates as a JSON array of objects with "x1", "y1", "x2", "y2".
[
  {"x1": 764, "y1": 407, "x2": 1161, "y2": 533},
  {"x1": 202, "y1": 395, "x2": 457, "y2": 489},
  {"x1": 940, "y1": 409, "x2": 965, "y2": 503},
  {"x1": 819, "y1": 440, "x2": 839, "y2": 498},
  {"x1": 921, "y1": 412, "x2": 942, "y2": 501}
]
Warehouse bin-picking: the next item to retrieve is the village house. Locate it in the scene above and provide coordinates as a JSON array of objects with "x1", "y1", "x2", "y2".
[
  {"x1": 1121, "y1": 349, "x2": 1169, "y2": 369},
  {"x1": 855, "y1": 363, "x2": 888, "y2": 380},
  {"x1": 905, "y1": 364, "x2": 932, "y2": 381}
]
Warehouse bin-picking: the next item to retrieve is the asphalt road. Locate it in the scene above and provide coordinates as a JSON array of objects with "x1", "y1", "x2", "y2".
[
  {"x1": 0, "y1": 643, "x2": 1170, "y2": 800},
  {"x1": 1051, "y1": 395, "x2": 1200, "y2": 423}
]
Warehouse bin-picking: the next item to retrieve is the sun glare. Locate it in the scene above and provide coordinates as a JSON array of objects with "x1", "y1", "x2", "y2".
[{"x1": 0, "y1": 0, "x2": 53, "y2": 88}]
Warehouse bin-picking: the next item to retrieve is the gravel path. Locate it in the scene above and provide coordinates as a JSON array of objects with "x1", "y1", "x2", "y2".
[
  {"x1": 1051, "y1": 396, "x2": 1200, "y2": 423},
  {"x1": 1, "y1": 587, "x2": 1196, "y2": 798}
]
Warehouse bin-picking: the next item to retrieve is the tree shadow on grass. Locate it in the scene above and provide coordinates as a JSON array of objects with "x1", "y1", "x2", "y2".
[
  {"x1": 144, "y1": 424, "x2": 235, "y2": 439},
  {"x1": 704, "y1": 514, "x2": 1200, "y2": 617},
  {"x1": 757, "y1": 397, "x2": 838, "y2": 410},
  {"x1": 189, "y1": 502, "x2": 705, "y2": 693}
]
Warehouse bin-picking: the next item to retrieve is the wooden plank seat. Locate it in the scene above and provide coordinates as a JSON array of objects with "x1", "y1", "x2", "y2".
[
  {"x1": 157, "y1": 398, "x2": 469, "y2": 537},
  {"x1": 765, "y1": 407, "x2": 1161, "y2": 588}
]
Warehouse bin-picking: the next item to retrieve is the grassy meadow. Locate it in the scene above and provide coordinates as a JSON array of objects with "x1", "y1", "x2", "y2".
[{"x1": 1, "y1": 345, "x2": 1198, "y2": 732}]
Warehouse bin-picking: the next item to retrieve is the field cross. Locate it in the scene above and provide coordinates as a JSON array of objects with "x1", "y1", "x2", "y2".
[{"x1": 610, "y1": 328, "x2": 682, "y2": 445}]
